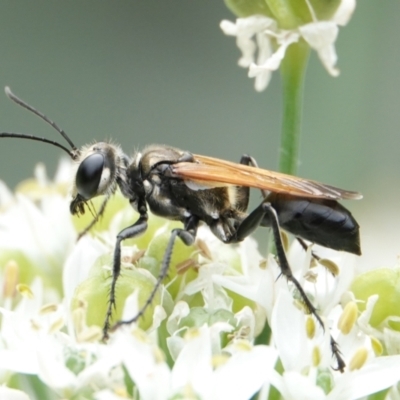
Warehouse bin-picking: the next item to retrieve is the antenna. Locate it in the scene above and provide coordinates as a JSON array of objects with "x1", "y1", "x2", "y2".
[
  {"x1": 4, "y1": 87, "x2": 78, "y2": 152},
  {"x1": 0, "y1": 132, "x2": 74, "y2": 157}
]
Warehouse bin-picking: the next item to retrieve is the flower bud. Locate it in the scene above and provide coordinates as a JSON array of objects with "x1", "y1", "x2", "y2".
[
  {"x1": 140, "y1": 226, "x2": 197, "y2": 299},
  {"x1": 71, "y1": 254, "x2": 172, "y2": 330},
  {"x1": 224, "y1": 0, "x2": 274, "y2": 18},
  {"x1": 224, "y1": 0, "x2": 343, "y2": 29},
  {"x1": 266, "y1": 0, "x2": 342, "y2": 28},
  {"x1": 351, "y1": 268, "x2": 400, "y2": 331}
]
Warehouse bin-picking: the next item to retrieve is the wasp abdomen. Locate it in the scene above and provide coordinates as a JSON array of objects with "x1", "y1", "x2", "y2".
[{"x1": 264, "y1": 193, "x2": 361, "y2": 255}]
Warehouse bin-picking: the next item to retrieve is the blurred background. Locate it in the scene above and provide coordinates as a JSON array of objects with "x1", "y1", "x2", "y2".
[{"x1": 0, "y1": 1, "x2": 398, "y2": 270}]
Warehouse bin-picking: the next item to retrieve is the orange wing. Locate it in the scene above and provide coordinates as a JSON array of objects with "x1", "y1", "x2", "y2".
[{"x1": 171, "y1": 154, "x2": 362, "y2": 200}]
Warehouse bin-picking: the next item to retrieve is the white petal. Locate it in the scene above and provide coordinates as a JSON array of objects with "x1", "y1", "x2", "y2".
[
  {"x1": 94, "y1": 390, "x2": 126, "y2": 400},
  {"x1": 0, "y1": 387, "x2": 31, "y2": 400},
  {"x1": 221, "y1": 16, "x2": 276, "y2": 38},
  {"x1": 338, "y1": 355, "x2": 400, "y2": 399},
  {"x1": 211, "y1": 345, "x2": 278, "y2": 400},
  {"x1": 299, "y1": 22, "x2": 338, "y2": 50},
  {"x1": 0, "y1": 180, "x2": 13, "y2": 207},
  {"x1": 333, "y1": 0, "x2": 357, "y2": 26},
  {"x1": 271, "y1": 291, "x2": 309, "y2": 372},
  {"x1": 76, "y1": 348, "x2": 123, "y2": 391},
  {"x1": 220, "y1": 16, "x2": 277, "y2": 80},
  {"x1": 382, "y1": 327, "x2": 400, "y2": 355},
  {"x1": 171, "y1": 326, "x2": 213, "y2": 397},
  {"x1": 36, "y1": 341, "x2": 77, "y2": 390},
  {"x1": 62, "y1": 235, "x2": 107, "y2": 301},
  {"x1": 0, "y1": 349, "x2": 38, "y2": 374},
  {"x1": 299, "y1": 22, "x2": 339, "y2": 76},
  {"x1": 279, "y1": 371, "x2": 326, "y2": 400},
  {"x1": 117, "y1": 332, "x2": 172, "y2": 400},
  {"x1": 121, "y1": 291, "x2": 140, "y2": 321},
  {"x1": 317, "y1": 45, "x2": 339, "y2": 77},
  {"x1": 33, "y1": 163, "x2": 48, "y2": 185},
  {"x1": 167, "y1": 335, "x2": 185, "y2": 361},
  {"x1": 54, "y1": 157, "x2": 74, "y2": 183},
  {"x1": 256, "y1": 31, "x2": 273, "y2": 65},
  {"x1": 237, "y1": 36, "x2": 257, "y2": 67},
  {"x1": 249, "y1": 31, "x2": 300, "y2": 77},
  {"x1": 357, "y1": 294, "x2": 379, "y2": 329},
  {"x1": 220, "y1": 20, "x2": 238, "y2": 36},
  {"x1": 166, "y1": 301, "x2": 190, "y2": 335},
  {"x1": 148, "y1": 305, "x2": 167, "y2": 332}
]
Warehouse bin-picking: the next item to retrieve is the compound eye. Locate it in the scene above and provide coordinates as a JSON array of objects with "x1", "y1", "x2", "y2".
[{"x1": 75, "y1": 153, "x2": 104, "y2": 200}]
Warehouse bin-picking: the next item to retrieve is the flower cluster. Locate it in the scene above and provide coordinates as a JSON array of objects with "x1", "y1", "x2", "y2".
[
  {"x1": 220, "y1": 0, "x2": 356, "y2": 91},
  {"x1": 0, "y1": 161, "x2": 399, "y2": 399}
]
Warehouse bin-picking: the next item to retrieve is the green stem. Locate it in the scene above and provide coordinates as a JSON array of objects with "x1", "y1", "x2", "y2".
[{"x1": 278, "y1": 40, "x2": 310, "y2": 175}]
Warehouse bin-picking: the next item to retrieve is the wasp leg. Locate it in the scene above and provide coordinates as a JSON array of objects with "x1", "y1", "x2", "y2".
[
  {"x1": 296, "y1": 237, "x2": 321, "y2": 262},
  {"x1": 77, "y1": 196, "x2": 109, "y2": 240},
  {"x1": 102, "y1": 211, "x2": 148, "y2": 340},
  {"x1": 240, "y1": 154, "x2": 269, "y2": 199},
  {"x1": 228, "y1": 201, "x2": 346, "y2": 372},
  {"x1": 110, "y1": 216, "x2": 199, "y2": 332},
  {"x1": 241, "y1": 154, "x2": 324, "y2": 262}
]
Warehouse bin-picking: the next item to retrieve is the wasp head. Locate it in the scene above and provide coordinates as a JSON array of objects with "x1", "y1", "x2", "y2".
[{"x1": 70, "y1": 142, "x2": 128, "y2": 216}]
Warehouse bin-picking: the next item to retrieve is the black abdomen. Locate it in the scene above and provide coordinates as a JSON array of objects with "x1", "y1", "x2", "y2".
[{"x1": 264, "y1": 193, "x2": 361, "y2": 255}]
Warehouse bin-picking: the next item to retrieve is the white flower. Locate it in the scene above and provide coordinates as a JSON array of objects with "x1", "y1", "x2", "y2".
[
  {"x1": 0, "y1": 387, "x2": 31, "y2": 400},
  {"x1": 266, "y1": 290, "x2": 400, "y2": 400},
  {"x1": 3, "y1": 158, "x2": 400, "y2": 399},
  {"x1": 220, "y1": 0, "x2": 356, "y2": 91},
  {"x1": 117, "y1": 324, "x2": 278, "y2": 400},
  {"x1": 0, "y1": 160, "x2": 76, "y2": 284}
]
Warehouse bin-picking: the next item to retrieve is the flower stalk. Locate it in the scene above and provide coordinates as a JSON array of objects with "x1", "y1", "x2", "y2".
[{"x1": 278, "y1": 40, "x2": 309, "y2": 175}]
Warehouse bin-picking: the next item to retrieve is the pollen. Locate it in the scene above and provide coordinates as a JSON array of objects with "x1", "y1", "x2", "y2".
[
  {"x1": 72, "y1": 307, "x2": 86, "y2": 335},
  {"x1": 233, "y1": 339, "x2": 252, "y2": 352},
  {"x1": 3, "y1": 260, "x2": 19, "y2": 298},
  {"x1": 153, "y1": 346, "x2": 166, "y2": 364},
  {"x1": 49, "y1": 317, "x2": 65, "y2": 334},
  {"x1": 371, "y1": 336, "x2": 383, "y2": 356},
  {"x1": 184, "y1": 327, "x2": 201, "y2": 340},
  {"x1": 39, "y1": 303, "x2": 58, "y2": 314},
  {"x1": 306, "y1": 316, "x2": 316, "y2": 339},
  {"x1": 312, "y1": 346, "x2": 321, "y2": 367},
  {"x1": 337, "y1": 301, "x2": 358, "y2": 334},
  {"x1": 77, "y1": 326, "x2": 102, "y2": 343},
  {"x1": 132, "y1": 328, "x2": 151, "y2": 343},
  {"x1": 349, "y1": 347, "x2": 368, "y2": 371},
  {"x1": 280, "y1": 230, "x2": 290, "y2": 253},
  {"x1": 212, "y1": 353, "x2": 230, "y2": 368},
  {"x1": 16, "y1": 283, "x2": 34, "y2": 299},
  {"x1": 319, "y1": 258, "x2": 340, "y2": 276}
]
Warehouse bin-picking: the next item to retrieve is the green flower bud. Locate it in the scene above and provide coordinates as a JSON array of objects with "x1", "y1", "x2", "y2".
[
  {"x1": 224, "y1": 0, "x2": 342, "y2": 28},
  {"x1": 178, "y1": 307, "x2": 236, "y2": 331},
  {"x1": 224, "y1": 0, "x2": 274, "y2": 18},
  {"x1": 308, "y1": 0, "x2": 342, "y2": 20},
  {"x1": 139, "y1": 225, "x2": 197, "y2": 299},
  {"x1": 316, "y1": 369, "x2": 334, "y2": 395},
  {"x1": 179, "y1": 307, "x2": 210, "y2": 329},
  {"x1": 71, "y1": 253, "x2": 173, "y2": 330},
  {"x1": 266, "y1": 0, "x2": 341, "y2": 28},
  {"x1": 351, "y1": 268, "x2": 400, "y2": 331},
  {"x1": 0, "y1": 250, "x2": 63, "y2": 295}
]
